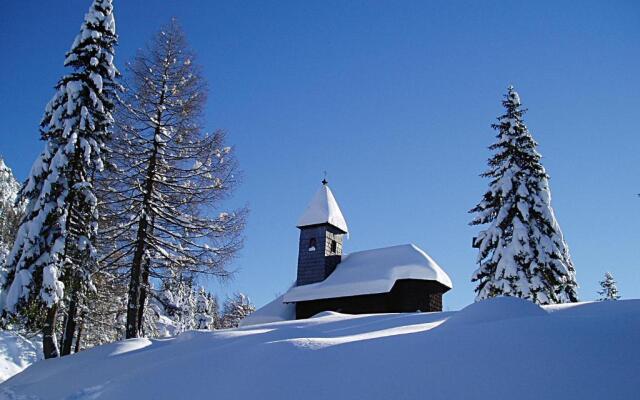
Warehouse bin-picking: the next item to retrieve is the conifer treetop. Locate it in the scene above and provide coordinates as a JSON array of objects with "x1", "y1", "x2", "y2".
[{"x1": 65, "y1": 0, "x2": 117, "y2": 70}]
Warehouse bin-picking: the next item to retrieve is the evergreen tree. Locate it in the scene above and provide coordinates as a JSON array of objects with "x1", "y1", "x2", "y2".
[
  {"x1": 194, "y1": 287, "x2": 213, "y2": 330},
  {"x1": 98, "y1": 21, "x2": 245, "y2": 338},
  {"x1": 207, "y1": 293, "x2": 221, "y2": 329},
  {"x1": 220, "y1": 293, "x2": 255, "y2": 328},
  {"x1": 77, "y1": 270, "x2": 127, "y2": 350},
  {"x1": 169, "y1": 275, "x2": 196, "y2": 332},
  {"x1": 598, "y1": 272, "x2": 620, "y2": 301},
  {"x1": 144, "y1": 270, "x2": 198, "y2": 336},
  {"x1": 470, "y1": 86, "x2": 577, "y2": 305},
  {"x1": 0, "y1": 0, "x2": 118, "y2": 358}
]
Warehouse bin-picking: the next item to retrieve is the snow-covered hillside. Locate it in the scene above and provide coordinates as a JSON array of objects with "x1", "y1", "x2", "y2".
[{"x1": 1, "y1": 297, "x2": 639, "y2": 399}]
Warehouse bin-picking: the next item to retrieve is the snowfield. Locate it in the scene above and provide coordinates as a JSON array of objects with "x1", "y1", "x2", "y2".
[{"x1": 1, "y1": 297, "x2": 639, "y2": 399}]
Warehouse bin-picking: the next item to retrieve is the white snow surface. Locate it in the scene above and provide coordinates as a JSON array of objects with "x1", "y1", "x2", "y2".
[
  {"x1": 0, "y1": 332, "x2": 42, "y2": 384},
  {"x1": 283, "y1": 244, "x2": 452, "y2": 303},
  {"x1": 297, "y1": 184, "x2": 348, "y2": 233},
  {"x1": 1, "y1": 297, "x2": 639, "y2": 399}
]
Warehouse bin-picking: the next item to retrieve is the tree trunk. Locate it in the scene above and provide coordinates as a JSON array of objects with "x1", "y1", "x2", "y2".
[
  {"x1": 61, "y1": 283, "x2": 79, "y2": 356},
  {"x1": 125, "y1": 235, "x2": 145, "y2": 338},
  {"x1": 124, "y1": 89, "x2": 165, "y2": 339},
  {"x1": 136, "y1": 262, "x2": 150, "y2": 337},
  {"x1": 42, "y1": 305, "x2": 60, "y2": 359},
  {"x1": 125, "y1": 150, "x2": 156, "y2": 338},
  {"x1": 74, "y1": 315, "x2": 84, "y2": 353},
  {"x1": 58, "y1": 313, "x2": 68, "y2": 350}
]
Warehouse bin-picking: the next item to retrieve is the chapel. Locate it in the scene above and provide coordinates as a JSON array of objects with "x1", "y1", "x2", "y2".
[{"x1": 282, "y1": 180, "x2": 452, "y2": 319}]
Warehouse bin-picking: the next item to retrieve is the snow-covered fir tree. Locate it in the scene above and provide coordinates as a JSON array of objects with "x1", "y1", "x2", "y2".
[
  {"x1": 0, "y1": 0, "x2": 118, "y2": 358},
  {"x1": 194, "y1": 288, "x2": 213, "y2": 329},
  {"x1": 98, "y1": 21, "x2": 245, "y2": 338},
  {"x1": 144, "y1": 270, "x2": 195, "y2": 336},
  {"x1": 220, "y1": 293, "x2": 255, "y2": 328},
  {"x1": 142, "y1": 274, "x2": 224, "y2": 336},
  {"x1": 469, "y1": 86, "x2": 578, "y2": 305},
  {"x1": 207, "y1": 292, "x2": 221, "y2": 329},
  {"x1": 598, "y1": 272, "x2": 620, "y2": 301},
  {"x1": 0, "y1": 157, "x2": 25, "y2": 268}
]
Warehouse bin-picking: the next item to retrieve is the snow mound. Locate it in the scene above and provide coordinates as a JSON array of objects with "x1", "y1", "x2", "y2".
[
  {"x1": 0, "y1": 331, "x2": 42, "y2": 383},
  {"x1": 310, "y1": 311, "x2": 342, "y2": 318},
  {"x1": 443, "y1": 296, "x2": 547, "y2": 326},
  {"x1": 105, "y1": 338, "x2": 153, "y2": 357},
  {"x1": 3, "y1": 299, "x2": 640, "y2": 400}
]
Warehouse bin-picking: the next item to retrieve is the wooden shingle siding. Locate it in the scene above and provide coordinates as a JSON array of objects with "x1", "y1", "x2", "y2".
[{"x1": 296, "y1": 224, "x2": 345, "y2": 286}]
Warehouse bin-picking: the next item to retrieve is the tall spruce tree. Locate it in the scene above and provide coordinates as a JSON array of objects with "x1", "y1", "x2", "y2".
[
  {"x1": 470, "y1": 86, "x2": 578, "y2": 305},
  {"x1": 0, "y1": 0, "x2": 118, "y2": 358},
  {"x1": 597, "y1": 272, "x2": 620, "y2": 301},
  {"x1": 99, "y1": 21, "x2": 245, "y2": 338}
]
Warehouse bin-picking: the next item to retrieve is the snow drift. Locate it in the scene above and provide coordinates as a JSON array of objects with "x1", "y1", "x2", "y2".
[
  {"x1": 0, "y1": 332, "x2": 41, "y2": 384},
  {"x1": 1, "y1": 297, "x2": 639, "y2": 399}
]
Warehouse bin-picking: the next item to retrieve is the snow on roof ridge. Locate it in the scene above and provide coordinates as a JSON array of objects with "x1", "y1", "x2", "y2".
[
  {"x1": 343, "y1": 243, "x2": 421, "y2": 258},
  {"x1": 296, "y1": 184, "x2": 348, "y2": 233},
  {"x1": 283, "y1": 243, "x2": 452, "y2": 303}
]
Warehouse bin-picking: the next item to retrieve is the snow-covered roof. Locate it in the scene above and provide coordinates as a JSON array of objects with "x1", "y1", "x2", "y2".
[
  {"x1": 296, "y1": 183, "x2": 348, "y2": 233},
  {"x1": 283, "y1": 244, "x2": 452, "y2": 303}
]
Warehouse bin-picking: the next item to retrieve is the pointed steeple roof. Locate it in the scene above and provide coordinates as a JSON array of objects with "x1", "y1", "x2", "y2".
[{"x1": 297, "y1": 181, "x2": 348, "y2": 233}]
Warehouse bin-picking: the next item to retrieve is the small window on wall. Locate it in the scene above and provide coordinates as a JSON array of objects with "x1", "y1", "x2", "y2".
[
  {"x1": 331, "y1": 239, "x2": 337, "y2": 253},
  {"x1": 308, "y1": 238, "x2": 317, "y2": 252}
]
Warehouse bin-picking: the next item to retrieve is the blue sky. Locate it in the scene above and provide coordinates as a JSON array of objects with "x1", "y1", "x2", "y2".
[{"x1": 1, "y1": 1, "x2": 638, "y2": 310}]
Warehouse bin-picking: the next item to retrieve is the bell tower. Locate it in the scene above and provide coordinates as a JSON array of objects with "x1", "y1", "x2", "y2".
[{"x1": 295, "y1": 180, "x2": 348, "y2": 286}]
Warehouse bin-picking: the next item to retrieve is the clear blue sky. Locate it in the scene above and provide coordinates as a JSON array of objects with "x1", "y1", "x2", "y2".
[{"x1": 1, "y1": 1, "x2": 638, "y2": 310}]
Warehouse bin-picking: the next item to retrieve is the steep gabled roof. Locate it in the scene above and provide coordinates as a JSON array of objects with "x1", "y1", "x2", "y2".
[
  {"x1": 282, "y1": 244, "x2": 452, "y2": 303},
  {"x1": 296, "y1": 183, "x2": 348, "y2": 233}
]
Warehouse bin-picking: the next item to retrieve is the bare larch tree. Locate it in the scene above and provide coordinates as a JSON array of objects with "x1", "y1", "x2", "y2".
[{"x1": 99, "y1": 21, "x2": 245, "y2": 338}]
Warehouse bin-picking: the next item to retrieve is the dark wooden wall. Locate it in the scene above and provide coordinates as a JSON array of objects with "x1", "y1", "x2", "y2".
[{"x1": 294, "y1": 279, "x2": 449, "y2": 319}]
